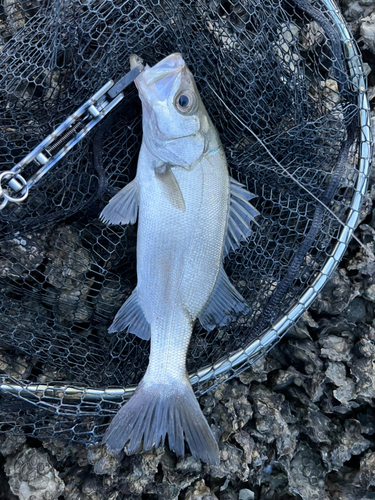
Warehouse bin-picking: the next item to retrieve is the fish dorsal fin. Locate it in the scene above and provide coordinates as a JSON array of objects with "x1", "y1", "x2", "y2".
[
  {"x1": 108, "y1": 287, "x2": 151, "y2": 340},
  {"x1": 224, "y1": 177, "x2": 260, "y2": 258},
  {"x1": 155, "y1": 164, "x2": 186, "y2": 212},
  {"x1": 100, "y1": 179, "x2": 139, "y2": 225},
  {"x1": 198, "y1": 266, "x2": 249, "y2": 332}
]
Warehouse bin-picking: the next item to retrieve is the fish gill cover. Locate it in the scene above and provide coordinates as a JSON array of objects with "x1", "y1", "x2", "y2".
[{"x1": 0, "y1": 0, "x2": 371, "y2": 444}]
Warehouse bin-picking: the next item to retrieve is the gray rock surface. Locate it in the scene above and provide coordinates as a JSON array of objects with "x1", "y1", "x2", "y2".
[{"x1": 4, "y1": 447, "x2": 64, "y2": 500}]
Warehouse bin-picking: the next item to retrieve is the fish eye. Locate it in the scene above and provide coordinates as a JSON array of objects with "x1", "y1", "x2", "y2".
[
  {"x1": 175, "y1": 90, "x2": 197, "y2": 114},
  {"x1": 179, "y1": 95, "x2": 189, "y2": 107}
]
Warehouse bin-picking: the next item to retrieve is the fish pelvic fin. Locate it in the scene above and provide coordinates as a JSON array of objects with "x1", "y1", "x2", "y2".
[
  {"x1": 224, "y1": 177, "x2": 260, "y2": 257},
  {"x1": 108, "y1": 287, "x2": 151, "y2": 340},
  {"x1": 154, "y1": 164, "x2": 186, "y2": 212},
  {"x1": 100, "y1": 178, "x2": 139, "y2": 225},
  {"x1": 102, "y1": 379, "x2": 220, "y2": 465}
]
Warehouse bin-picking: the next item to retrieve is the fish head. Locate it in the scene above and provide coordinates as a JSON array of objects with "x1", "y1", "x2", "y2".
[{"x1": 132, "y1": 53, "x2": 211, "y2": 169}]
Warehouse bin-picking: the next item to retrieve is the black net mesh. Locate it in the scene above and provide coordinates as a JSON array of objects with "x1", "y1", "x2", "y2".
[{"x1": 0, "y1": 0, "x2": 370, "y2": 444}]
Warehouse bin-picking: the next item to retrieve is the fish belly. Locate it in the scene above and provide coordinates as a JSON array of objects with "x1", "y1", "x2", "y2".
[{"x1": 136, "y1": 144, "x2": 229, "y2": 377}]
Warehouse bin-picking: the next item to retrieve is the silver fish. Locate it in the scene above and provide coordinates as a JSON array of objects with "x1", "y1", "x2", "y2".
[{"x1": 100, "y1": 53, "x2": 259, "y2": 464}]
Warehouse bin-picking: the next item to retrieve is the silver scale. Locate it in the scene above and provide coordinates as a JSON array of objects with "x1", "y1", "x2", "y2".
[{"x1": 0, "y1": 57, "x2": 144, "y2": 210}]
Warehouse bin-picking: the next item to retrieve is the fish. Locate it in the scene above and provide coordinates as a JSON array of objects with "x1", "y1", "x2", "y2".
[{"x1": 100, "y1": 53, "x2": 259, "y2": 464}]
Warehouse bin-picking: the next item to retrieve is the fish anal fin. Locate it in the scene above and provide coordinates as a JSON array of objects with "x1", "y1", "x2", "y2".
[
  {"x1": 224, "y1": 177, "x2": 259, "y2": 258},
  {"x1": 199, "y1": 266, "x2": 249, "y2": 331},
  {"x1": 109, "y1": 287, "x2": 151, "y2": 341},
  {"x1": 100, "y1": 178, "x2": 139, "y2": 225},
  {"x1": 155, "y1": 164, "x2": 185, "y2": 212}
]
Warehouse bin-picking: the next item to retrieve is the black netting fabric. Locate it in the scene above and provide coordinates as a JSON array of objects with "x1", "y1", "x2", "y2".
[{"x1": 0, "y1": 0, "x2": 371, "y2": 444}]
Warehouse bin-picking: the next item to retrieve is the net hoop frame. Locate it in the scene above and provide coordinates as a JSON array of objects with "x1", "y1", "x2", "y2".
[{"x1": 0, "y1": 0, "x2": 372, "y2": 409}]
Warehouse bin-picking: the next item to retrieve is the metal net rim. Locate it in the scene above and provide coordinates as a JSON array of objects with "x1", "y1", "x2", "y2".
[
  {"x1": 190, "y1": 0, "x2": 372, "y2": 390},
  {"x1": 0, "y1": 0, "x2": 372, "y2": 408}
]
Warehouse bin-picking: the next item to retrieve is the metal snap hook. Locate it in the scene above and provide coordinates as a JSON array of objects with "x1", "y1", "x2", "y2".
[{"x1": 0, "y1": 172, "x2": 29, "y2": 209}]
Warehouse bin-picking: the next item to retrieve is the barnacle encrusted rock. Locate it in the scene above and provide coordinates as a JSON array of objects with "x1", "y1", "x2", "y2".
[
  {"x1": 287, "y1": 443, "x2": 329, "y2": 500},
  {"x1": 327, "y1": 419, "x2": 370, "y2": 471},
  {"x1": 326, "y1": 466, "x2": 375, "y2": 500},
  {"x1": 0, "y1": 228, "x2": 51, "y2": 279},
  {"x1": 87, "y1": 444, "x2": 122, "y2": 475},
  {"x1": 249, "y1": 384, "x2": 296, "y2": 458},
  {"x1": 319, "y1": 334, "x2": 353, "y2": 362},
  {"x1": 184, "y1": 479, "x2": 218, "y2": 500},
  {"x1": 359, "y1": 452, "x2": 375, "y2": 488},
  {"x1": 310, "y1": 268, "x2": 359, "y2": 316},
  {"x1": 349, "y1": 338, "x2": 375, "y2": 402},
  {"x1": 4, "y1": 446, "x2": 64, "y2": 500},
  {"x1": 0, "y1": 432, "x2": 26, "y2": 457},
  {"x1": 360, "y1": 12, "x2": 375, "y2": 52}
]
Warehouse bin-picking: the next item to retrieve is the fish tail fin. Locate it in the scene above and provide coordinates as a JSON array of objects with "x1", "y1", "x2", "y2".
[{"x1": 102, "y1": 380, "x2": 220, "y2": 465}]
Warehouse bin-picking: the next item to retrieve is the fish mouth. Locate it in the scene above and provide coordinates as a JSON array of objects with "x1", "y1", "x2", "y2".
[
  {"x1": 132, "y1": 53, "x2": 186, "y2": 100},
  {"x1": 143, "y1": 53, "x2": 185, "y2": 85}
]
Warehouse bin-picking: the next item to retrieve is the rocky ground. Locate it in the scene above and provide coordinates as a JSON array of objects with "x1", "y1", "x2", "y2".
[{"x1": 0, "y1": 0, "x2": 375, "y2": 499}]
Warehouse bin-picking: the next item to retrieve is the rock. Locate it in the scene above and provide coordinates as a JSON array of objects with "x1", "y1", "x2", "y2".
[
  {"x1": 184, "y1": 479, "x2": 218, "y2": 500},
  {"x1": 326, "y1": 467, "x2": 375, "y2": 500},
  {"x1": 176, "y1": 455, "x2": 202, "y2": 475},
  {"x1": 0, "y1": 432, "x2": 26, "y2": 457},
  {"x1": 238, "y1": 489, "x2": 254, "y2": 500},
  {"x1": 287, "y1": 311, "x2": 317, "y2": 340},
  {"x1": 281, "y1": 339, "x2": 324, "y2": 375},
  {"x1": 344, "y1": 1, "x2": 373, "y2": 22},
  {"x1": 216, "y1": 483, "x2": 236, "y2": 500},
  {"x1": 328, "y1": 419, "x2": 370, "y2": 471},
  {"x1": 361, "y1": 13, "x2": 375, "y2": 52},
  {"x1": 81, "y1": 477, "x2": 102, "y2": 500},
  {"x1": 310, "y1": 269, "x2": 358, "y2": 316},
  {"x1": 87, "y1": 445, "x2": 121, "y2": 475},
  {"x1": 238, "y1": 356, "x2": 272, "y2": 384},
  {"x1": 0, "y1": 229, "x2": 51, "y2": 279},
  {"x1": 349, "y1": 338, "x2": 375, "y2": 402},
  {"x1": 42, "y1": 439, "x2": 77, "y2": 463},
  {"x1": 344, "y1": 297, "x2": 372, "y2": 324},
  {"x1": 325, "y1": 361, "x2": 356, "y2": 407},
  {"x1": 359, "y1": 452, "x2": 375, "y2": 488},
  {"x1": 130, "y1": 452, "x2": 163, "y2": 493},
  {"x1": 3, "y1": 0, "x2": 35, "y2": 31},
  {"x1": 325, "y1": 360, "x2": 346, "y2": 386},
  {"x1": 208, "y1": 381, "x2": 252, "y2": 440},
  {"x1": 250, "y1": 385, "x2": 296, "y2": 458},
  {"x1": 287, "y1": 443, "x2": 329, "y2": 500},
  {"x1": 319, "y1": 334, "x2": 353, "y2": 362},
  {"x1": 269, "y1": 366, "x2": 300, "y2": 390},
  {"x1": 357, "y1": 410, "x2": 375, "y2": 435},
  {"x1": 304, "y1": 409, "x2": 332, "y2": 445},
  {"x1": 234, "y1": 430, "x2": 255, "y2": 464},
  {"x1": 299, "y1": 21, "x2": 325, "y2": 51},
  {"x1": 4, "y1": 446, "x2": 65, "y2": 500},
  {"x1": 208, "y1": 442, "x2": 249, "y2": 482}
]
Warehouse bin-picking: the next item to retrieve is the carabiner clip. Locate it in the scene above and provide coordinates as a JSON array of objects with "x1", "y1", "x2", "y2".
[{"x1": 0, "y1": 57, "x2": 144, "y2": 210}]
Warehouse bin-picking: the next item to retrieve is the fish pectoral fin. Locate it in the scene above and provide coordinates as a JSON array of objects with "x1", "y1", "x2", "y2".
[
  {"x1": 199, "y1": 266, "x2": 249, "y2": 332},
  {"x1": 155, "y1": 165, "x2": 186, "y2": 212},
  {"x1": 108, "y1": 287, "x2": 151, "y2": 341},
  {"x1": 224, "y1": 177, "x2": 260, "y2": 258},
  {"x1": 100, "y1": 178, "x2": 139, "y2": 225}
]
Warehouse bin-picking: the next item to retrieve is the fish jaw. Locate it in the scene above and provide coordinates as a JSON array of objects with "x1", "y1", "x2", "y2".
[
  {"x1": 131, "y1": 53, "x2": 208, "y2": 168},
  {"x1": 134, "y1": 53, "x2": 185, "y2": 102}
]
